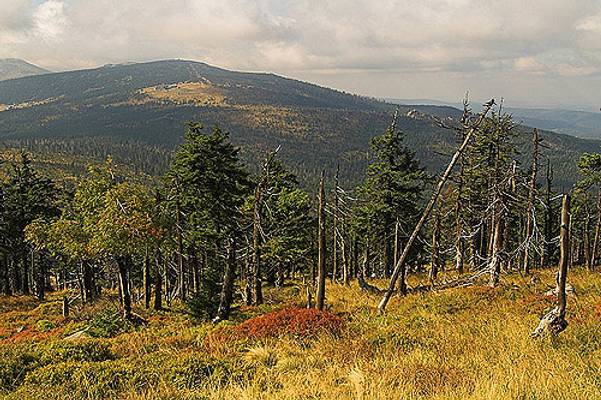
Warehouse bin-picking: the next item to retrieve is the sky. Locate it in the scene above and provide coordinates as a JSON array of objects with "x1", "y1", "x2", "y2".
[{"x1": 1, "y1": 0, "x2": 601, "y2": 110}]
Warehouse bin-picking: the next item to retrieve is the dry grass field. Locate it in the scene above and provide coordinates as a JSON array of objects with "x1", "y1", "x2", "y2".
[{"x1": 1, "y1": 267, "x2": 601, "y2": 400}]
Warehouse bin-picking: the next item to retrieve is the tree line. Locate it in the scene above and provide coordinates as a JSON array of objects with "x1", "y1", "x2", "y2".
[{"x1": 1, "y1": 99, "x2": 600, "y2": 328}]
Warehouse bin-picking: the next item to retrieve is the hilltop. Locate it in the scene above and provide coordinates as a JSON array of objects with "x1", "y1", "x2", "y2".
[
  {"x1": 0, "y1": 59, "x2": 49, "y2": 81},
  {"x1": 0, "y1": 59, "x2": 598, "y2": 186}
]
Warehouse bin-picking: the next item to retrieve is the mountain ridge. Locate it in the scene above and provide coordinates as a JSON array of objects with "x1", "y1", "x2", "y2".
[
  {"x1": 0, "y1": 59, "x2": 597, "y2": 187},
  {"x1": 0, "y1": 58, "x2": 50, "y2": 81}
]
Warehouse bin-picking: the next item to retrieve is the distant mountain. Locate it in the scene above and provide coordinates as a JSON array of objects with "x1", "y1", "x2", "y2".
[
  {"x1": 0, "y1": 59, "x2": 49, "y2": 81},
  {"x1": 390, "y1": 98, "x2": 601, "y2": 140},
  {"x1": 0, "y1": 59, "x2": 598, "y2": 187},
  {"x1": 505, "y1": 108, "x2": 601, "y2": 140}
]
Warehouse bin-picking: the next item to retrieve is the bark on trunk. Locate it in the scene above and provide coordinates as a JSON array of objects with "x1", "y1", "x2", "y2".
[
  {"x1": 251, "y1": 185, "x2": 264, "y2": 305},
  {"x1": 332, "y1": 165, "x2": 339, "y2": 283},
  {"x1": 316, "y1": 171, "x2": 327, "y2": 311},
  {"x1": 154, "y1": 249, "x2": 163, "y2": 310},
  {"x1": 533, "y1": 194, "x2": 570, "y2": 337},
  {"x1": 523, "y1": 129, "x2": 539, "y2": 274},
  {"x1": 215, "y1": 236, "x2": 237, "y2": 322},
  {"x1": 143, "y1": 249, "x2": 151, "y2": 309},
  {"x1": 117, "y1": 256, "x2": 132, "y2": 320}
]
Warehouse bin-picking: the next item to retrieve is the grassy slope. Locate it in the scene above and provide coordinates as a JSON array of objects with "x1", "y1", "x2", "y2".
[{"x1": 1, "y1": 268, "x2": 601, "y2": 400}]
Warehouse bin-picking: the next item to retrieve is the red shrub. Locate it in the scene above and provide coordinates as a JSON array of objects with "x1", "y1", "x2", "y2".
[{"x1": 233, "y1": 307, "x2": 344, "y2": 339}]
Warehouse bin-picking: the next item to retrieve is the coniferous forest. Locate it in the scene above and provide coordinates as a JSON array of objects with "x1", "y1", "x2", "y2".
[
  {"x1": 2, "y1": 95, "x2": 601, "y2": 398},
  {"x1": 3, "y1": 1, "x2": 601, "y2": 398}
]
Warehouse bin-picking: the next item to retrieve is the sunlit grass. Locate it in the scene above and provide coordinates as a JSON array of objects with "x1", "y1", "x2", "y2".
[{"x1": 1, "y1": 267, "x2": 601, "y2": 399}]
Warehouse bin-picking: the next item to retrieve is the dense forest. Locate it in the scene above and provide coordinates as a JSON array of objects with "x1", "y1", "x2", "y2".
[{"x1": 1, "y1": 97, "x2": 601, "y2": 399}]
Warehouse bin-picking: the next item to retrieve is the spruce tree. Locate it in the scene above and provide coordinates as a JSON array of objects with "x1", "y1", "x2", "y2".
[{"x1": 355, "y1": 115, "x2": 427, "y2": 280}]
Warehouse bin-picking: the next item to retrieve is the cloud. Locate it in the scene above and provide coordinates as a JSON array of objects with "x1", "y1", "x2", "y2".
[
  {"x1": 0, "y1": 0, "x2": 600, "y2": 106},
  {"x1": 33, "y1": 0, "x2": 68, "y2": 41}
]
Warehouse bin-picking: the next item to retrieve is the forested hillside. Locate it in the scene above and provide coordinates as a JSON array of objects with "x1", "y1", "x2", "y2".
[
  {"x1": 0, "y1": 59, "x2": 598, "y2": 187},
  {"x1": 2, "y1": 100, "x2": 601, "y2": 399}
]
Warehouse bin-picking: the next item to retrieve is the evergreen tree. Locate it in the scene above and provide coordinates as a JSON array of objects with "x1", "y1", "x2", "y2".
[
  {"x1": 1, "y1": 152, "x2": 58, "y2": 295},
  {"x1": 167, "y1": 122, "x2": 250, "y2": 319},
  {"x1": 354, "y1": 114, "x2": 427, "y2": 280}
]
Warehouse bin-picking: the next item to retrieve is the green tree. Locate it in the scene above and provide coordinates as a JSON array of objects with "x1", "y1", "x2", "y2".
[
  {"x1": 167, "y1": 122, "x2": 250, "y2": 320},
  {"x1": 1, "y1": 152, "x2": 58, "y2": 296},
  {"x1": 354, "y1": 115, "x2": 427, "y2": 283}
]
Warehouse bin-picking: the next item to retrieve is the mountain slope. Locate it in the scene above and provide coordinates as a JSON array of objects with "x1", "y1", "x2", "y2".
[
  {"x1": 0, "y1": 59, "x2": 598, "y2": 187},
  {"x1": 0, "y1": 59, "x2": 49, "y2": 81}
]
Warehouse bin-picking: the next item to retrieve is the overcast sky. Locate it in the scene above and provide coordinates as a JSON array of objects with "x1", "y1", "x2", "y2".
[{"x1": 1, "y1": 0, "x2": 601, "y2": 110}]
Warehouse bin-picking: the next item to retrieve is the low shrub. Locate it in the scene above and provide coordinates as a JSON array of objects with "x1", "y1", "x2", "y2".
[
  {"x1": 0, "y1": 340, "x2": 113, "y2": 394},
  {"x1": 233, "y1": 307, "x2": 345, "y2": 339},
  {"x1": 0, "y1": 347, "x2": 40, "y2": 393},
  {"x1": 88, "y1": 308, "x2": 131, "y2": 338},
  {"x1": 35, "y1": 320, "x2": 56, "y2": 332},
  {"x1": 38, "y1": 340, "x2": 114, "y2": 363}
]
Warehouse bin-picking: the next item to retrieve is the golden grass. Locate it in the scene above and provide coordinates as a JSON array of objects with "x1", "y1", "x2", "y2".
[
  {"x1": 2, "y1": 267, "x2": 601, "y2": 399},
  {"x1": 139, "y1": 82, "x2": 227, "y2": 107}
]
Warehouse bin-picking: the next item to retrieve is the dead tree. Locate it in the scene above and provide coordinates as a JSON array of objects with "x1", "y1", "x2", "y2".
[
  {"x1": 454, "y1": 96, "x2": 470, "y2": 273},
  {"x1": 533, "y1": 194, "x2": 570, "y2": 337},
  {"x1": 316, "y1": 171, "x2": 327, "y2": 311},
  {"x1": 488, "y1": 215, "x2": 504, "y2": 287},
  {"x1": 173, "y1": 177, "x2": 186, "y2": 301},
  {"x1": 430, "y1": 206, "x2": 442, "y2": 284},
  {"x1": 540, "y1": 160, "x2": 554, "y2": 268},
  {"x1": 591, "y1": 190, "x2": 601, "y2": 269},
  {"x1": 62, "y1": 296, "x2": 70, "y2": 318},
  {"x1": 332, "y1": 165, "x2": 339, "y2": 283},
  {"x1": 248, "y1": 147, "x2": 280, "y2": 305},
  {"x1": 117, "y1": 256, "x2": 132, "y2": 320},
  {"x1": 153, "y1": 249, "x2": 163, "y2": 310},
  {"x1": 523, "y1": 129, "x2": 540, "y2": 274},
  {"x1": 378, "y1": 99, "x2": 495, "y2": 313},
  {"x1": 143, "y1": 248, "x2": 151, "y2": 309}
]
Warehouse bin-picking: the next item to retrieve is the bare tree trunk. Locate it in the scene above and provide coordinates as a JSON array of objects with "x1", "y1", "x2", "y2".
[
  {"x1": 455, "y1": 156, "x2": 465, "y2": 273},
  {"x1": 215, "y1": 235, "x2": 237, "y2": 322},
  {"x1": 591, "y1": 189, "x2": 601, "y2": 269},
  {"x1": 62, "y1": 296, "x2": 70, "y2": 318},
  {"x1": 378, "y1": 99, "x2": 495, "y2": 313},
  {"x1": 117, "y1": 256, "x2": 132, "y2": 320},
  {"x1": 332, "y1": 165, "x2": 339, "y2": 283},
  {"x1": 81, "y1": 260, "x2": 95, "y2": 303},
  {"x1": 489, "y1": 215, "x2": 504, "y2": 287},
  {"x1": 174, "y1": 179, "x2": 186, "y2": 302},
  {"x1": 0, "y1": 253, "x2": 9, "y2": 295},
  {"x1": 316, "y1": 171, "x2": 327, "y2": 311},
  {"x1": 393, "y1": 220, "x2": 400, "y2": 267},
  {"x1": 143, "y1": 248, "x2": 151, "y2": 309},
  {"x1": 541, "y1": 160, "x2": 554, "y2": 268},
  {"x1": 430, "y1": 206, "x2": 441, "y2": 284},
  {"x1": 523, "y1": 129, "x2": 539, "y2": 274},
  {"x1": 584, "y1": 210, "x2": 592, "y2": 269},
  {"x1": 533, "y1": 194, "x2": 570, "y2": 337},
  {"x1": 557, "y1": 195, "x2": 570, "y2": 318},
  {"x1": 251, "y1": 185, "x2": 264, "y2": 305},
  {"x1": 341, "y1": 218, "x2": 350, "y2": 285},
  {"x1": 154, "y1": 249, "x2": 163, "y2": 310}
]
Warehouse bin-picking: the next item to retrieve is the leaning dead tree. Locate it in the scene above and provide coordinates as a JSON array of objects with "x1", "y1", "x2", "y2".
[
  {"x1": 533, "y1": 193, "x2": 570, "y2": 337},
  {"x1": 378, "y1": 99, "x2": 495, "y2": 314},
  {"x1": 316, "y1": 171, "x2": 327, "y2": 311}
]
